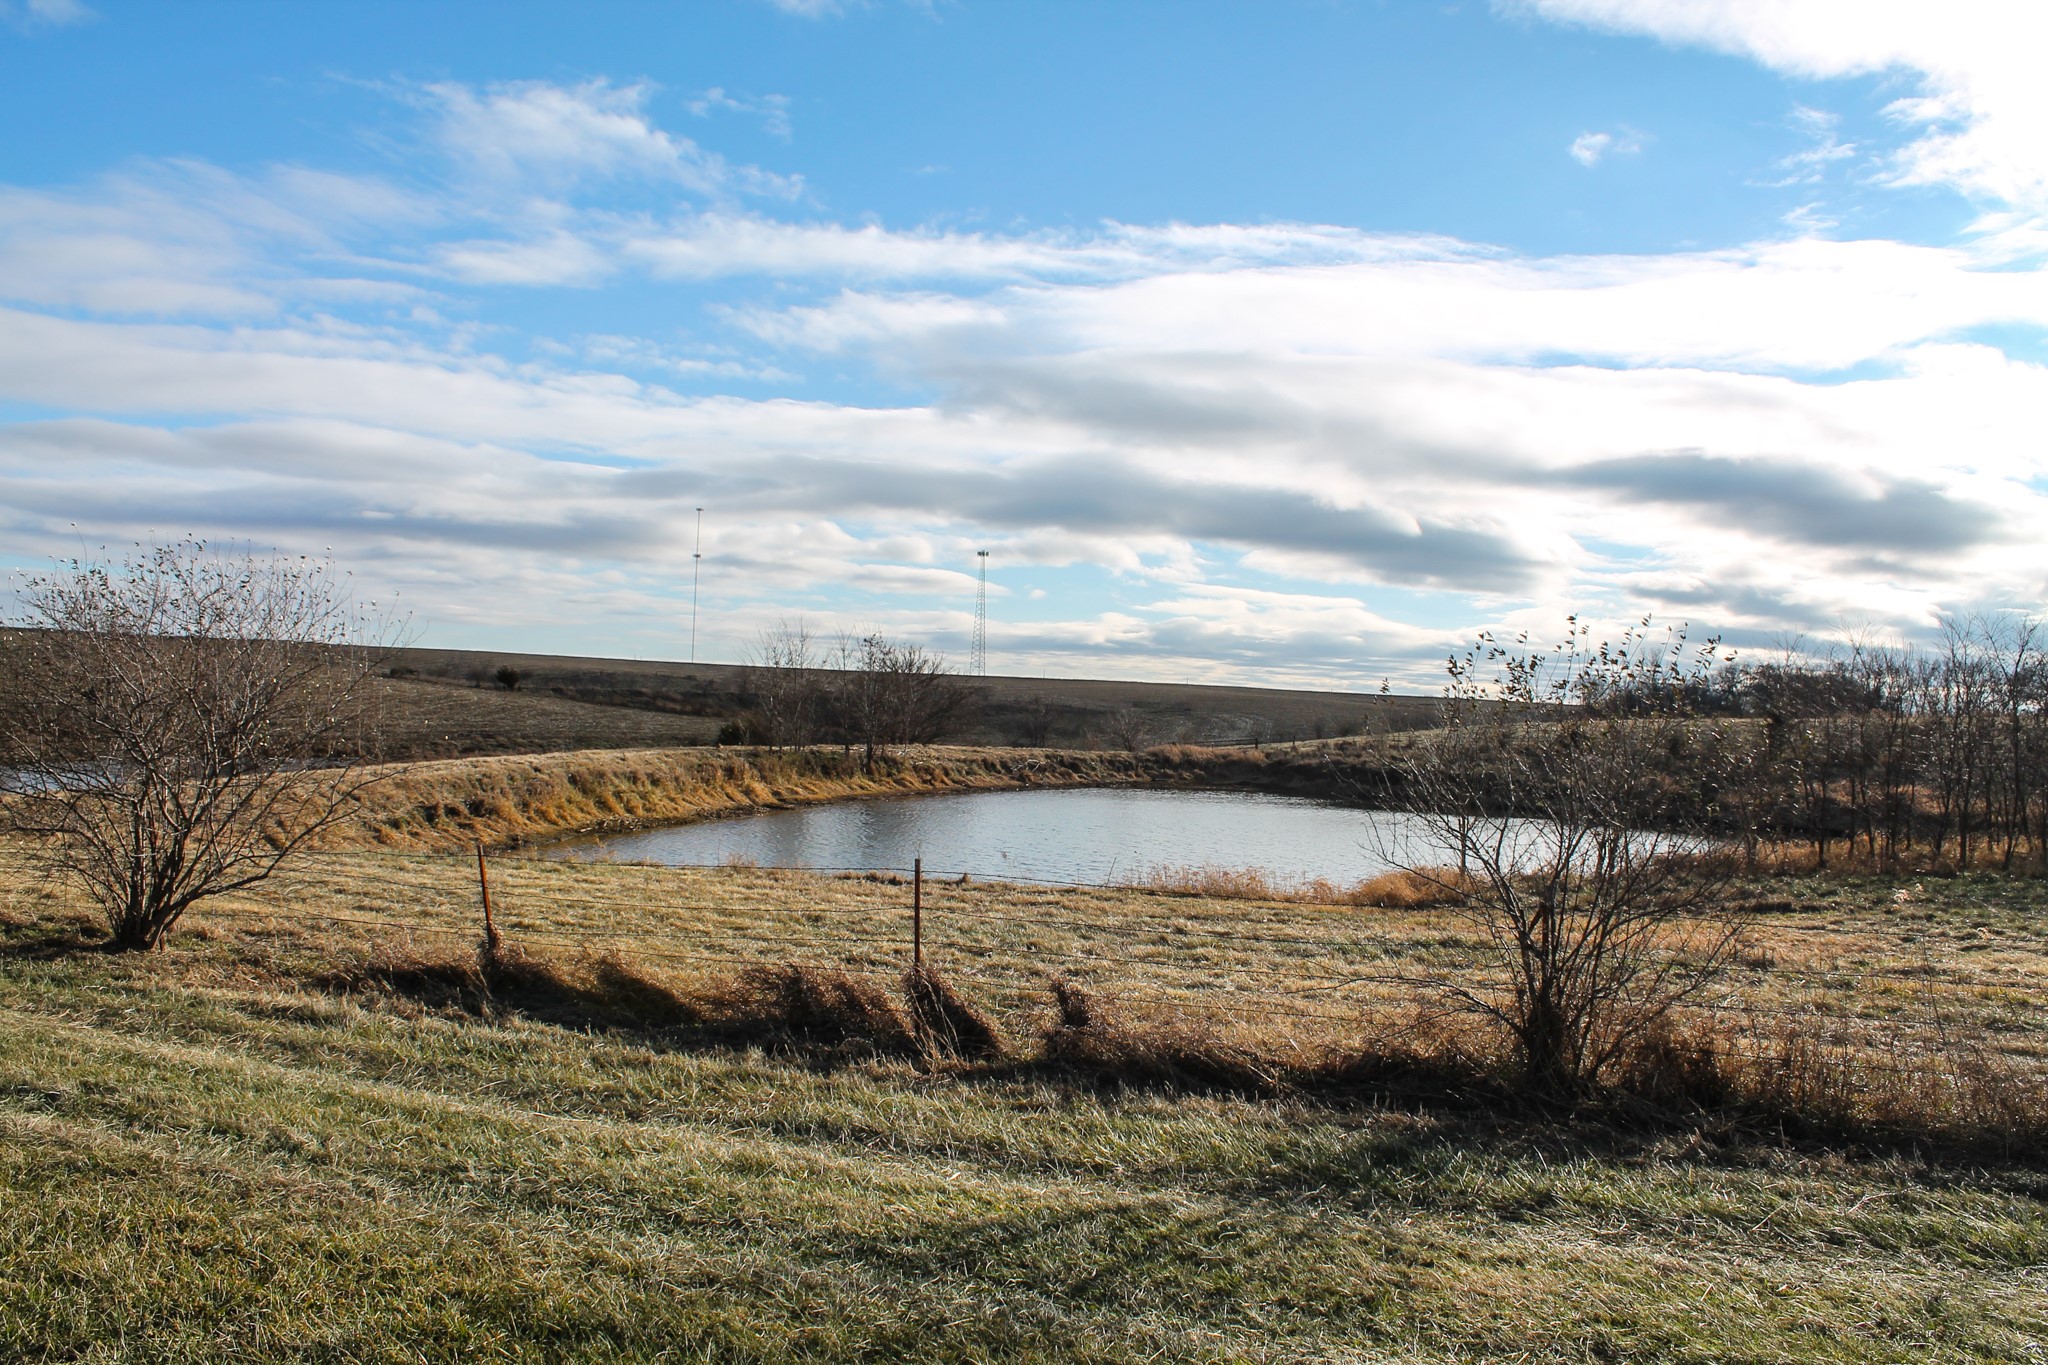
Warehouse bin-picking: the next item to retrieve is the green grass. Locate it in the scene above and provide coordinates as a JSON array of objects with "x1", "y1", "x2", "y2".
[{"x1": 3, "y1": 849, "x2": 2047, "y2": 1361}]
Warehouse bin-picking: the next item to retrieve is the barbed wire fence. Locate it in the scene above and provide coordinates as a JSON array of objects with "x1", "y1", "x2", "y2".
[{"x1": 200, "y1": 845, "x2": 2048, "y2": 1100}]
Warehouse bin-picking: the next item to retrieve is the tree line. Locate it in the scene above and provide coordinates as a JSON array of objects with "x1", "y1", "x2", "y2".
[{"x1": 1584, "y1": 616, "x2": 2048, "y2": 872}]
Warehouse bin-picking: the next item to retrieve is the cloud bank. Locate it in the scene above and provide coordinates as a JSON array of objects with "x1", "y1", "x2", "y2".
[{"x1": 1, "y1": 57, "x2": 2042, "y2": 682}]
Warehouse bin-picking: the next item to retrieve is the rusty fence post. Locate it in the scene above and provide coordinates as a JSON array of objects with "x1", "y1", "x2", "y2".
[
  {"x1": 476, "y1": 840, "x2": 501, "y2": 956},
  {"x1": 912, "y1": 856, "x2": 923, "y2": 967}
]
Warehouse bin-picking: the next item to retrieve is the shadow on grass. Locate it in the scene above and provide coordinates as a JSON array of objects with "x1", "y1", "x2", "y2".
[
  {"x1": 307, "y1": 942, "x2": 2047, "y2": 1168},
  {"x1": 0, "y1": 916, "x2": 111, "y2": 961}
]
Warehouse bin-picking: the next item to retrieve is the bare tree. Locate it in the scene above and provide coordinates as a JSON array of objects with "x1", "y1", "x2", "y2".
[
  {"x1": 1374, "y1": 618, "x2": 1751, "y2": 1092},
  {"x1": 1008, "y1": 692, "x2": 1057, "y2": 747},
  {"x1": 1103, "y1": 706, "x2": 1154, "y2": 753},
  {"x1": 744, "y1": 618, "x2": 824, "y2": 748},
  {"x1": 0, "y1": 539, "x2": 398, "y2": 951},
  {"x1": 828, "y1": 632, "x2": 970, "y2": 768}
]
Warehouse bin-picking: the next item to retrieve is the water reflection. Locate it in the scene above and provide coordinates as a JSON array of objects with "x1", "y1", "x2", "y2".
[{"x1": 545, "y1": 786, "x2": 1467, "y2": 888}]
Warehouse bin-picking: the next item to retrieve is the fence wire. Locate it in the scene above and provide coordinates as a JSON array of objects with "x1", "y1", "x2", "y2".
[{"x1": 205, "y1": 845, "x2": 2048, "y2": 1083}]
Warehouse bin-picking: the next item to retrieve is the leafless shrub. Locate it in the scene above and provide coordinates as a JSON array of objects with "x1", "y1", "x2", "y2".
[
  {"x1": 1, "y1": 539, "x2": 402, "y2": 951},
  {"x1": 828, "y1": 632, "x2": 973, "y2": 768},
  {"x1": 1103, "y1": 706, "x2": 1155, "y2": 753},
  {"x1": 744, "y1": 618, "x2": 825, "y2": 747},
  {"x1": 1374, "y1": 618, "x2": 1754, "y2": 1094}
]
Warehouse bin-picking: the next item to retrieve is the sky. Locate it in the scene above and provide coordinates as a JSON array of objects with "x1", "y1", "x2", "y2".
[{"x1": 1, "y1": 0, "x2": 2043, "y2": 687}]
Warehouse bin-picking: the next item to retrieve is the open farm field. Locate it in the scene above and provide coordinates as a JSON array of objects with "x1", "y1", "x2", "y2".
[
  {"x1": 363, "y1": 674, "x2": 723, "y2": 759},
  {"x1": 382, "y1": 644, "x2": 1443, "y2": 753},
  {"x1": 2, "y1": 833, "x2": 2045, "y2": 1362}
]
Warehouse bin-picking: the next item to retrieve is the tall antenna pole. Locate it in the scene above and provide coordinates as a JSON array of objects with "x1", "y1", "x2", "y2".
[
  {"x1": 689, "y1": 507, "x2": 704, "y2": 664},
  {"x1": 973, "y1": 549, "x2": 989, "y2": 676}
]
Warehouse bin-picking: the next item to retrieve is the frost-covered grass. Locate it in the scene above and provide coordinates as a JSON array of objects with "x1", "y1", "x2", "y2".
[{"x1": 2, "y1": 842, "x2": 2045, "y2": 1362}]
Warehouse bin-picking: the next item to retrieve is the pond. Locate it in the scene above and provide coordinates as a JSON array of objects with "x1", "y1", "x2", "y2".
[{"x1": 543, "y1": 786, "x2": 1469, "y2": 889}]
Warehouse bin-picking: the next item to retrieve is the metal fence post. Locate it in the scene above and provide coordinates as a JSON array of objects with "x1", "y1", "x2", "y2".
[{"x1": 912, "y1": 856, "x2": 923, "y2": 967}]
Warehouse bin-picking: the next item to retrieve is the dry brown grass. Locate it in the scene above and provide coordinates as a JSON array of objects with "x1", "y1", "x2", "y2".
[
  {"x1": 903, "y1": 964, "x2": 1006, "y2": 1061},
  {"x1": 718, "y1": 963, "x2": 919, "y2": 1055},
  {"x1": 6, "y1": 831, "x2": 2045, "y2": 1149},
  {"x1": 1138, "y1": 862, "x2": 1471, "y2": 909}
]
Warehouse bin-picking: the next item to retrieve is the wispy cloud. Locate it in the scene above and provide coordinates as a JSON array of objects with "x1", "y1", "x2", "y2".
[
  {"x1": 686, "y1": 87, "x2": 794, "y2": 140},
  {"x1": 417, "y1": 79, "x2": 802, "y2": 201},
  {"x1": 1765, "y1": 104, "x2": 1857, "y2": 187},
  {"x1": 1, "y1": 0, "x2": 95, "y2": 32},
  {"x1": 1569, "y1": 128, "x2": 1645, "y2": 167}
]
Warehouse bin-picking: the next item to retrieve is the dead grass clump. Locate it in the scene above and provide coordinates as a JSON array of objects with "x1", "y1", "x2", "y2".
[
  {"x1": 1040, "y1": 979, "x2": 1285, "y2": 1094},
  {"x1": 901, "y1": 965, "x2": 1005, "y2": 1061},
  {"x1": 1348, "y1": 868, "x2": 1469, "y2": 909},
  {"x1": 718, "y1": 964, "x2": 917, "y2": 1056},
  {"x1": 1607, "y1": 1016, "x2": 1741, "y2": 1111},
  {"x1": 1138, "y1": 864, "x2": 1289, "y2": 901},
  {"x1": 1136, "y1": 863, "x2": 1475, "y2": 909},
  {"x1": 485, "y1": 948, "x2": 679, "y2": 1029},
  {"x1": 1145, "y1": 743, "x2": 1262, "y2": 767},
  {"x1": 318, "y1": 946, "x2": 492, "y2": 1016},
  {"x1": 1562, "y1": 1014, "x2": 2048, "y2": 1154}
]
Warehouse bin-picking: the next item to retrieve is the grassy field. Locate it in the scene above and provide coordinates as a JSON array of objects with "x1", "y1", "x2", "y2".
[{"x1": 3, "y1": 831, "x2": 2045, "y2": 1362}]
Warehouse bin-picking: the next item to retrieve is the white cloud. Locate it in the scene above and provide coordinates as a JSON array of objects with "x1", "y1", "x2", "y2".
[
  {"x1": 1515, "y1": 0, "x2": 2048, "y2": 211},
  {"x1": 1569, "y1": 128, "x2": 1644, "y2": 167},
  {"x1": 0, "y1": 72, "x2": 2042, "y2": 679}
]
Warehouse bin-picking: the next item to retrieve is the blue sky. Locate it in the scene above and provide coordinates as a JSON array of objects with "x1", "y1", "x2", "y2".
[{"x1": 1, "y1": 0, "x2": 2043, "y2": 684}]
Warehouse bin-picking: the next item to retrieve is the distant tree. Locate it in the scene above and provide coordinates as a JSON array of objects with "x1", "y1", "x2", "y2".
[
  {"x1": 1008, "y1": 692, "x2": 1057, "y2": 748},
  {"x1": 0, "y1": 539, "x2": 399, "y2": 951},
  {"x1": 745, "y1": 619, "x2": 824, "y2": 747},
  {"x1": 829, "y1": 632, "x2": 970, "y2": 768},
  {"x1": 494, "y1": 665, "x2": 521, "y2": 691},
  {"x1": 1104, "y1": 706, "x2": 1153, "y2": 753}
]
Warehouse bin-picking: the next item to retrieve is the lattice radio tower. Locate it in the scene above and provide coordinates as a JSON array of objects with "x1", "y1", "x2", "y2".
[{"x1": 972, "y1": 549, "x2": 989, "y2": 676}]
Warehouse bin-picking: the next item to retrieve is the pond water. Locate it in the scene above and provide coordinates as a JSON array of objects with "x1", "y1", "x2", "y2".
[{"x1": 543, "y1": 786, "x2": 1468, "y2": 888}]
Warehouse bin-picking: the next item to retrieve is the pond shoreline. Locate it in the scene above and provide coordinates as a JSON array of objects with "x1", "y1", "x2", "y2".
[
  {"x1": 331, "y1": 742, "x2": 1386, "y2": 853},
  {"x1": 539, "y1": 784, "x2": 1433, "y2": 889}
]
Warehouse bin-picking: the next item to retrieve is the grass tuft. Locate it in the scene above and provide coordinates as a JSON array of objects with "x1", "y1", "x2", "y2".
[{"x1": 902, "y1": 964, "x2": 1006, "y2": 1061}]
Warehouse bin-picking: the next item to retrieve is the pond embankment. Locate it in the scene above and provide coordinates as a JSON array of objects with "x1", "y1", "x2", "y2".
[{"x1": 333, "y1": 740, "x2": 1401, "y2": 852}]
